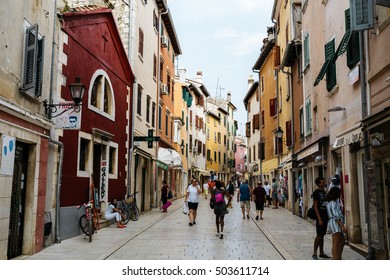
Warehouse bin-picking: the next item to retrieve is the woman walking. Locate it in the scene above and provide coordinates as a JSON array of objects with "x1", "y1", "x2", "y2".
[
  {"x1": 161, "y1": 180, "x2": 168, "y2": 212},
  {"x1": 326, "y1": 187, "x2": 347, "y2": 259},
  {"x1": 212, "y1": 180, "x2": 227, "y2": 239}
]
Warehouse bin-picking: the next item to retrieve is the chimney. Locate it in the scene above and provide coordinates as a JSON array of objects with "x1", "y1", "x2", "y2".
[
  {"x1": 179, "y1": 68, "x2": 187, "y2": 83},
  {"x1": 227, "y1": 91, "x2": 231, "y2": 102},
  {"x1": 248, "y1": 75, "x2": 254, "y2": 89},
  {"x1": 196, "y1": 71, "x2": 203, "y2": 84}
]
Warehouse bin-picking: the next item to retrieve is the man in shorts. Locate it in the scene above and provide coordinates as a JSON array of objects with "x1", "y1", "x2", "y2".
[
  {"x1": 237, "y1": 179, "x2": 251, "y2": 219},
  {"x1": 311, "y1": 177, "x2": 331, "y2": 260}
]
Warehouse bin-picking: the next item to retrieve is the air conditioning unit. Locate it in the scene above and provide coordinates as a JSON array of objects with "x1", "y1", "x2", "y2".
[
  {"x1": 160, "y1": 83, "x2": 168, "y2": 95},
  {"x1": 161, "y1": 35, "x2": 168, "y2": 48}
]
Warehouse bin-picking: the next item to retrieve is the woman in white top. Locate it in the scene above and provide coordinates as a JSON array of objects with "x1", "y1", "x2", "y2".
[
  {"x1": 104, "y1": 198, "x2": 126, "y2": 228},
  {"x1": 185, "y1": 178, "x2": 201, "y2": 226}
]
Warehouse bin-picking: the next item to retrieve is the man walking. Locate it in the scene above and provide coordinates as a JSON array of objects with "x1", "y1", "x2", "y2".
[
  {"x1": 237, "y1": 179, "x2": 251, "y2": 219},
  {"x1": 252, "y1": 182, "x2": 266, "y2": 220},
  {"x1": 312, "y1": 177, "x2": 331, "y2": 260}
]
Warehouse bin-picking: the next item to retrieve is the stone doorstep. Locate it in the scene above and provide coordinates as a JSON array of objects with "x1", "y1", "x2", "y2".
[{"x1": 348, "y1": 241, "x2": 368, "y2": 257}]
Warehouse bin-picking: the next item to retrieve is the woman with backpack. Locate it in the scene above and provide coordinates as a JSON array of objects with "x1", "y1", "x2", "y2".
[{"x1": 212, "y1": 180, "x2": 227, "y2": 239}]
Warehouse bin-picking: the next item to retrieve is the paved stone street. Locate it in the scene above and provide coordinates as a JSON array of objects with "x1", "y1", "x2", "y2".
[{"x1": 25, "y1": 198, "x2": 365, "y2": 260}]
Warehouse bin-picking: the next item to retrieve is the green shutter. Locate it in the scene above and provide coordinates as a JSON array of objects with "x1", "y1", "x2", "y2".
[
  {"x1": 313, "y1": 59, "x2": 332, "y2": 86},
  {"x1": 325, "y1": 39, "x2": 337, "y2": 92},
  {"x1": 187, "y1": 95, "x2": 193, "y2": 107},
  {"x1": 336, "y1": 9, "x2": 352, "y2": 57}
]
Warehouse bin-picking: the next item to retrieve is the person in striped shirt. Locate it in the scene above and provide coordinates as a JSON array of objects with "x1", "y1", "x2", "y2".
[{"x1": 326, "y1": 187, "x2": 347, "y2": 260}]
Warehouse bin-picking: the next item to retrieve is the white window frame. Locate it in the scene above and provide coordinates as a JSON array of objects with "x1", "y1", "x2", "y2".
[{"x1": 88, "y1": 69, "x2": 116, "y2": 121}]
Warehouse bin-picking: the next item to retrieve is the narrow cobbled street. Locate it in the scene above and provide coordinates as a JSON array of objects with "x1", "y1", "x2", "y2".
[{"x1": 26, "y1": 198, "x2": 364, "y2": 260}]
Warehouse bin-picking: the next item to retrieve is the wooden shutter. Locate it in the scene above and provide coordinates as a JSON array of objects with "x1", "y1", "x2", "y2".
[
  {"x1": 270, "y1": 98, "x2": 276, "y2": 117},
  {"x1": 23, "y1": 24, "x2": 38, "y2": 90},
  {"x1": 274, "y1": 45, "x2": 280, "y2": 68},
  {"x1": 254, "y1": 113, "x2": 260, "y2": 130},
  {"x1": 286, "y1": 120, "x2": 292, "y2": 147},
  {"x1": 245, "y1": 122, "x2": 251, "y2": 137},
  {"x1": 325, "y1": 39, "x2": 336, "y2": 92},
  {"x1": 35, "y1": 37, "x2": 44, "y2": 97},
  {"x1": 261, "y1": 110, "x2": 265, "y2": 127}
]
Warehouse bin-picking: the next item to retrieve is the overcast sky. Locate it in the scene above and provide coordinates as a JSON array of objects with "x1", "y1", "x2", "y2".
[{"x1": 168, "y1": 0, "x2": 274, "y2": 135}]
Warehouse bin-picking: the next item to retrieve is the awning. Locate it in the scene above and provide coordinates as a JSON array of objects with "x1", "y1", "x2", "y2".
[
  {"x1": 158, "y1": 148, "x2": 182, "y2": 166},
  {"x1": 332, "y1": 124, "x2": 362, "y2": 148},
  {"x1": 297, "y1": 143, "x2": 319, "y2": 161}
]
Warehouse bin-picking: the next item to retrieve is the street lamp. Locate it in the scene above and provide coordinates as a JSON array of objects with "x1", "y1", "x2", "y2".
[
  {"x1": 274, "y1": 126, "x2": 284, "y2": 194},
  {"x1": 275, "y1": 126, "x2": 284, "y2": 140},
  {"x1": 43, "y1": 77, "x2": 86, "y2": 118}
]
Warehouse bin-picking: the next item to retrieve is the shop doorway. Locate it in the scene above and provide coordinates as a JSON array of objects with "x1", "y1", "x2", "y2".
[{"x1": 7, "y1": 142, "x2": 29, "y2": 259}]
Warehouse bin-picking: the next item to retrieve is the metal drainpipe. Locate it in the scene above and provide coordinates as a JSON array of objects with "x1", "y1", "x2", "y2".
[
  {"x1": 128, "y1": 77, "x2": 137, "y2": 196},
  {"x1": 280, "y1": 66, "x2": 294, "y2": 213},
  {"x1": 49, "y1": 138, "x2": 63, "y2": 244},
  {"x1": 359, "y1": 30, "x2": 373, "y2": 260}
]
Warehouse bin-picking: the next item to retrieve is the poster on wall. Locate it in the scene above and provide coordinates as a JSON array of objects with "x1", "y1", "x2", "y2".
[
  {"x1": 54, "y1": 101, "x2": 82, "y2": 130},
  {"x1": 0, "y1": 135, "x2": 16, "y2": 175}
]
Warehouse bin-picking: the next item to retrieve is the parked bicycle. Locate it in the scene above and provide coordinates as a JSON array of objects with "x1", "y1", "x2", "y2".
[
  {"x1": 78, "y1": 200, "x2": 96, "y2": 242},
  {"x1": 120, "y1": 191, "x2": 140, "y2": 224}
]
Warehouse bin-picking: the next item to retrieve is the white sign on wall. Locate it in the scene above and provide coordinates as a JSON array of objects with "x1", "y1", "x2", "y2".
[
  {"x1": 54, "y1": 101, "x2": 82, "y2": 130},
  {"x1": 0, "y1": 135, "x2": 16, "y2": 175}
]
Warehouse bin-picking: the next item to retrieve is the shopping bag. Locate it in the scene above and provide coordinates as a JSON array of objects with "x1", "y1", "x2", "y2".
[
  {"x1": 183, "y1": 201, "x2": 189, "y2": 214},
  {"x1": 162, "y1": 201, "x2": 172, "y2": 211}
]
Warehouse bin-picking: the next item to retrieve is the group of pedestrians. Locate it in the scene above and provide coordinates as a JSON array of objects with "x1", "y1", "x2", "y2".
[{"x1": 159, "y1": 174, "x2": 347, "y2": 260}]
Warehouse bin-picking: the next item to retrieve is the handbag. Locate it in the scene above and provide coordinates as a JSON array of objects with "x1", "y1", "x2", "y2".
[
  {"x1": 167, "y1": 191, "x2": 173, "y2": 199},
  {"x1": 307, "y1": 207, "x2": 316, "y2": 220},
  {"x1": 209, "y1": 197, "x2": 215, "y2": 209}
]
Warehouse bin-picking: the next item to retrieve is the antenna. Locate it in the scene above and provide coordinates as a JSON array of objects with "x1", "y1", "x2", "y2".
[{"x1": 215, "y1": 78, "x2": 224, "y2": 100}]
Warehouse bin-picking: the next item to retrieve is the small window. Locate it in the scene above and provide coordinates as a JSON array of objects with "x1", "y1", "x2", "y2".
[
  {"x1": 109, "y1": 146, "x2": 117, "y2": 175},
  {"x1": 151, "y1": 102, "x2": 156, "y2": 127},
  {"x1": 146, "y1": 95, "x2": 151, "y2": 123},
  {"x1": 79, "y1": 138, "x2": 90, "y2": 171},
  {"x1": 137, "y1": 85, "x2": 143, "y2": 116},
  {"x1": 304, "y1": 32, "x2": 310, "y2": 69},
  {"x1": 138, "y1": 27, "x2": 144, "y2": 58}
]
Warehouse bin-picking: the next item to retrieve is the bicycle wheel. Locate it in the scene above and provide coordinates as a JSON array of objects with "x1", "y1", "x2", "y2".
[
  {"x1": 121, "y1": 208, "x2": 130, "y2": 225},
  {"x1": 79, "y1": 214, "x2": 95, "y2": 236},
  {"x1": 129, "y1": 204, "x2": 140, "y2": 221}
]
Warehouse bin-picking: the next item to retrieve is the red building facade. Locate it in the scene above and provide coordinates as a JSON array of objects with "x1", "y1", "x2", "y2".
[{"x1": 58, "y1": 8, "x2": 133, "y2": 238}]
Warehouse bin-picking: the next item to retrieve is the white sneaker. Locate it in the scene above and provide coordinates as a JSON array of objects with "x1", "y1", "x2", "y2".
[{"x1": 215, "y1": 232, "x2": 220, "y2": 237}]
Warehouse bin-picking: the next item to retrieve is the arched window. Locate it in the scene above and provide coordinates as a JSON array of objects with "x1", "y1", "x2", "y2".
[{"x1": 88, "y1": 70, "x2": 115, "y2": 120}]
